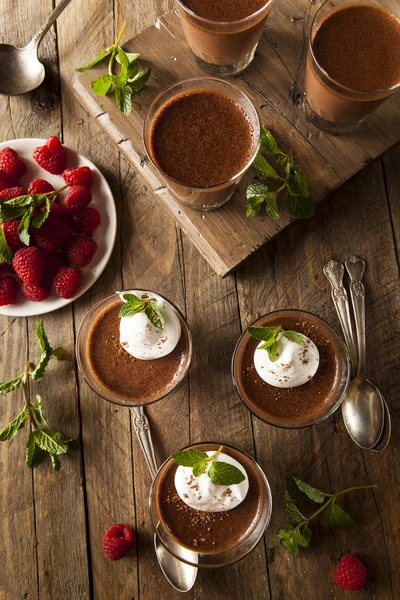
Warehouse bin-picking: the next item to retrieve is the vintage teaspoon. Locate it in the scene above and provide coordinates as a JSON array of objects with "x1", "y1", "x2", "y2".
[
  {"x1": 131, "y1": 407, "x2": 197, "y2": 592},
  {"x1": 0, "y1": 0, "x2": 73, "y2": 96}
]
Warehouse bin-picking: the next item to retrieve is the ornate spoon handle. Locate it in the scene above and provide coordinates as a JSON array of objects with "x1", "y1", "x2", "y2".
[
  {"x1": 323, "y1": 259, "x2": 358, "y2": 373},
  {"x1": 345, "y1": 256, "x2": 366, "y2": 379},
  {"x1": 130, "y1": 406, "x2": 158, "y2": 479}
]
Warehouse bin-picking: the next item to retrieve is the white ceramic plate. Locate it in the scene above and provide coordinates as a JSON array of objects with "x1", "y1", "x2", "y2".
[{"x1": 0, "y1": 138, "x2": 117, "y2": 317}]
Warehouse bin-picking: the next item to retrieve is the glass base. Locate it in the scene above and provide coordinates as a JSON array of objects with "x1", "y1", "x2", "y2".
[
  {"x1": 304, "y1": 96, "x2": 363, "y2": 135},
  {"x1": 192, "y1": 47, "x2": 257, "y2": 77}
]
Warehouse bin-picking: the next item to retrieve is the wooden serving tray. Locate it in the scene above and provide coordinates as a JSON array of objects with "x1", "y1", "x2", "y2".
[{"x1": 74, "y1": 4, "x2": 400, "y2": 277}]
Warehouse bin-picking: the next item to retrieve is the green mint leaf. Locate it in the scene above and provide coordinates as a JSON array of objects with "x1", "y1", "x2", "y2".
[
  {"x1": 76, "y1": 47, "x2": 114, "y2": 72},
  {"x1": 288, "y1": 165, "x2": 309, "y2": 197},
  {"x1": 263, "y1": 192, "x2": 280, "y2": 220},
  {"x1": 261, "y1": 126, "x2": 281, "y2": 154},
  {"x1": 91, "y1": 75, "x2": 113, "y2": 96},
  {"x1": 246, "y1": 183, "x2": 269, "y2": 217},
  {"x1": 31, "y1": 320, "x2": 53, "y2": 382},
  {"x1": 129, "y1": 67, "x2": 151, "y2": 92},
  {"x1": 31, "y1": 196, "x2": 52, "y2": 228},
  {"x1": 144, "y1": 300, "x2": 165, "y2": 331},
  {"x1": 277, "y1": 524, "x2": 299, "y2": 552},
  {"x1": 268, "y1": 340, "x2": 279, "y2": 362},
  {"x1": 118, "y1": 293, "x2": 147, "y2": 318},
  {"x1": 51, "y1": 347, "x2": 65, "y2": 360},
  {"x1": 32, "y1": 394, "x2": 48, "y2": 427},
  {"x1": 246, "y1": 195, "x2": 265, "y2": 217},
  {"x1": 293, "y1": 524, "x2": 312, "y2": 548},
  {"x1": 283, "y1": 331, "x2": 305, "y2": 345},
  {"x1": 32, "y1": 429, "x2": 69, "y2": 455},
  {"x1": 117, "y1": 47, "x2": 130, "y2": 76},
  {"x1": 208, "y1": 461, "x2": 245, "y2": 486},
  {"x1": 322, "y1": 502, "x2": 357, "y2": 529},
  {"x1": 26, "y1": 433, "x2": 45, "y2": 468},
  {"x1": 172, "y1": 449, "x2": 209, "y2": 467},
  {"x1": 258, "y1": 337, "x2": 277, "y2": 351},
  {"x1": 247, "y1": 326, "x2": 281, "y2": 342},
  {"x1": 283, "y1": 490, "x2": 305, "y2": 524},
  {"x1": 0, "y1": 374, "x2": 24, "y2": 395},
  {"x1": 115, "y1": 85, "x2": 132, "y2": 116},
  {"x1": 283, "y1": 191, "x2": 315, "y2": 220},
  {"x1": 291, "y1": 476, "x2": 327, "y2": 504},
  {"x1": 192, "y1": 461, "x2": 208, "y2": 477},
  {"x1": 127, "y1": 61, "x2": 139, "y2": 81},
  {"x1": 0, "y1": 407, "x2": 29, "y2": 441},
  {"x1": 50, "y1": 453, "x2": 61, "y2": 472},
  {"x1": 116, "y1": 51, "x2": 141, "y2": 64},
  {"x1": 0, "y1": 225, "x2": 13, "y2": 264},
  {"x1": 254, "y1": 153, "x2": 280, "y2": 181},
  {"x1": 18, "y1": 206, "x2": 34, "y2": 245}
]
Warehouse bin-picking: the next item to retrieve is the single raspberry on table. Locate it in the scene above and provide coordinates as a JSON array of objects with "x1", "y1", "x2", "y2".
[
  {"x1": 28, "y1": 178, "x2": 55, "y2": 195},
  {"x1": 33, "y1": 219, "x2": 72, "y2": 253},
  {"x1": 33, "y1": 136, "x2": 66, "y2": 175},
  {"x1": 72, "y1": 207, "x2": 101, "y2": 236},
  {"x1": 12, "y1": 247, "x2": 46, "y2": 284},
  {"x1": 334, "y1": 555, "x2": 367, "y2": 591},
  {"x1": 59, "y1": 185, "x2": 92, "y2": 212},
  {"x1": 0, "y1": 170, "x2": 18, "y2": 193},
  {"x1": 63, "y1": 166, "x2": 92, "y2": 190},
  {"x1": 0, "y1": 186, "x2": 27, "y2": 201},
  {"x1": 0, "y1": 275, "x2": 18, "y2": 306},
  {"x1": 21, "y1": 278, "x2": 51, "y2": 302},
  {"x1": 62, "y1": 235, "x2": 97, "y2": 267},
  {"x1": 43, "y1": 251, "x2": 66, "y2": 276},
  {"x1": 53, "y1": 266, "x2": 81, "y2": 299},
  {"x1": 103, "y1": 524, "x2": 135, "y2": 561},
  {"x1": 0, "y1": 147, "x2": 26, "y2": 179},
  {"x1": 3, "y1": 220, "x2": 24, "y2": 251}
]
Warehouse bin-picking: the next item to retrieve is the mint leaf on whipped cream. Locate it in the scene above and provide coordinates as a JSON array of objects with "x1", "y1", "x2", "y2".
[
  {"x1": 248, "y1": 325, "x2": 304, "y2": 363},
  {"x1": 119, "y1": 293, "x2": 165, "y2": 330},
  {"x1": 172, "y1": 446, "x2": 246, "y2": 487}
]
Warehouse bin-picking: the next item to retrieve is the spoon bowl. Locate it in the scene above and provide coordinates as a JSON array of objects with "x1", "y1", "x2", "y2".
[
  {"x1": 342, "y1": 376, "x2": 384, "y2": 449},
  {"x1": 371, "y1": 395, "x2": 391, "y2": 452},
  {"x1": 154, "y1": 534, "x2": 197, "y2": 592}
]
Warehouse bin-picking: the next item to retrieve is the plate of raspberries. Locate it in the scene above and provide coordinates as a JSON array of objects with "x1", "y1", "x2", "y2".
[{"x1": 0, "y1": 137, "x2": 117, "y2": 316}]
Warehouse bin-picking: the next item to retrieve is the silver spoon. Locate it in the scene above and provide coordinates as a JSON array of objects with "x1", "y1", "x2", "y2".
[
  {"x1": 344, "y1": 257, "x2": 385, "y2": 449},
  {"x1": 131, "y1": 407, "x2": 197, "y2": 592},
  {"x1": 0, "y1": 0, "x2": 73, "y2": 96}
]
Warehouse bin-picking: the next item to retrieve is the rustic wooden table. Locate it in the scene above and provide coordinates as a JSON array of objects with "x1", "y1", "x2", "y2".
[{"x1": 1, "y1": 1, "x2": 399, "y2": 599}]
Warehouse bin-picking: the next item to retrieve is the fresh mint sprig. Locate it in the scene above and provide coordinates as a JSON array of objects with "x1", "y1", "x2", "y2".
[
  {"x1": 246, "y1": 126, "x2": 314, "y2": 220},
  {"x1": 248, "y1": 325, "x2": 305, "y2": 362},
  {"x1": 172, "y1": 446, "x2": 246, "y2": 486},
  {"x1": 278, "y1": 475, "x2": 377, "y2": 552},
  {"x1": 0, "y1": 321, "x2": 77, "y2": 471},
  {"x1": 118, "y1": 293, "x2": 165, "y2": 330},
  {"x1": 76, "y1": 22, "x2": 151, "y2": 116}
]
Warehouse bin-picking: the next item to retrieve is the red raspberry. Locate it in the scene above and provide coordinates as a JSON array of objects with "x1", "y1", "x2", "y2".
[
  {"x1": 62, "y1": 235, "x2": 97, "y2": 267},
  {"x1": 22, "y1": 278, "x2": 51, "y2": 302},
  {"x1": 33, "y1": 136, "x2": 66, "y2": 175},
  {"x1": 59, "y1": 185, "x2": 92, "y2": 212},
  {"x1": 0, "y1": 275, "x2": 17, "y2": 306},
  {"x1": 53, "y1": 266, "x2": 81, "y2": 299},
  {"x1": 0, "y1": 171, "x2": 19, "y2": 193},
  {"x1": 3, "y1": 220, "x2": 24, "y2": 251},
  {"x1": 43, "y1": 251, "x2": 66, "y2": 276},
  {"x1": 103, "y1": 524, "x2": 135, "y2": 561},
  {"x1": 63, "y1": 166, "x2": 92, "y2": 190},
  {"x1": 334, "y1": 555, "x2": 367, "y2": 591},
  {"x1": 0, "y1": 147, "x2": 26, "y2": 179},
  {"x1": 34, "y1": 219, "x2": 72, "y2": 253},
  {"x1": 0, "y1": 263, "x2": 14, "y2": 277},
  {"x1": 0, "y1": 186, "x2": 27, "y2": 201},
  {"x1": 12, "y1": 247, "x2": 45, "y2": 284},
  {"x1": 72, "y1": 207, "x2": 101, "y2": 236},
  {"x1": 28, "y1": 178, "x2": 55, "y2": 195}
]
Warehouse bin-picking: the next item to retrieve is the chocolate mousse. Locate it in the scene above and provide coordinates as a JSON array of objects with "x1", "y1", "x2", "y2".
[
  {"x1": 232, "y1": 310, "x2": 349, "y2": 427},
  {"x1": 86, "y1": 293, "x2": 191, "y2": 405},
  {"x1": 306, "y1": 3, "x2": 400, "y2": 127},
  {"x1": 182, "y1": 0, "x2": 267, "y2": 21}
]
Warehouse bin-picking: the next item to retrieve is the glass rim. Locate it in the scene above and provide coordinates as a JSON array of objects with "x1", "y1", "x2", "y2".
[
  {"x1": 149, "y1": 440, "x2": 272, "y2": 568},
  {"x1": 309, "y1": 0, "x2": 400, "y2": 96},
  {"x1": 76, "y1": 289, "x2": 192, "y2": 408},
  {"x1": 176, "y1": 0, "x2": 274, "y2": 28},
  {"x1": 143, "y1": 76, "x2": 261, "y2": 191},
  {"x1": 231, "y1": 308, "x2": 351, "y2": 429}
]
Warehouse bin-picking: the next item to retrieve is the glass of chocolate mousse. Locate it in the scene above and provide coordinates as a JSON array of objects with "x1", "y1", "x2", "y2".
[
  {"x1": 305, "y1": 0, "x2": 400, "y2": 134},
  {"x1": 76, "y1": 290, "x2": 192, "y2": 407},
  {"x1": 143, "y1": 77, "x2": 261, "y2": 210},
  {"x1": 150, "y1": 441, "x2": 272, "y2": 567},
  {"x1": 176, "y1": 0, "x2": 274, "y2": 76},
  {"x1": 232, "y1": 310, "x2": 350, "y2": 428}
]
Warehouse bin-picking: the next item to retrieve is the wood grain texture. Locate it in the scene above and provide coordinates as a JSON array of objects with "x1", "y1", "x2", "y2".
[{"x1": 75, "y1": 4, "x2": 400, "y2": 276}]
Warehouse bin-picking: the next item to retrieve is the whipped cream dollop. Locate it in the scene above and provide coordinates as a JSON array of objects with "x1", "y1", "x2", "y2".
[
  {"x1": 175, "y1": 451, "x2": 249, "y2": 513},
  {"x1": 118, "y1": 290, "x2": 181, "y2": 360},
  {"x1": 254, "y1": 332, "x2": 319, "y2": 388}
]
